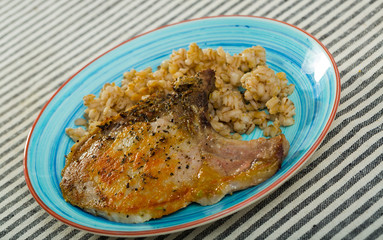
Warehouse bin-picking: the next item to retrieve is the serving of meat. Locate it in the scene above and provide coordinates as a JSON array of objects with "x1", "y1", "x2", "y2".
[{"x1": 60, "y1": 70, "x2": 289, "y2": 223}]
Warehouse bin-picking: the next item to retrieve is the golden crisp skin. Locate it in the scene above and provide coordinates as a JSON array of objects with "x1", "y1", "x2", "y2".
[{"x1": 60, "y1": 70, "x2": 289, "y2": 223}]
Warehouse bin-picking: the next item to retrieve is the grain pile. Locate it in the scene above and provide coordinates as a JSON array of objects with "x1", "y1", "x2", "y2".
[{"x1": 66, "y1": 43, "x2": 295, "y2": 141}]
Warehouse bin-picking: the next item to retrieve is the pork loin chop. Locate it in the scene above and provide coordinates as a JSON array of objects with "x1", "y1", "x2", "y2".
[{"x1": 60, "y1": 70, "x2": 289, "y2": 223}]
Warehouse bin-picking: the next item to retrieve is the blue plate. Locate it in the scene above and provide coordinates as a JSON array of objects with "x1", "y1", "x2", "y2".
[{"x1": 24, "y1": 16, "x2": 340, "y2": 237}]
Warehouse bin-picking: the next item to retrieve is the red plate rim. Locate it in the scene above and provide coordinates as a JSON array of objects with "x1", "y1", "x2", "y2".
[{"x1": 23, "y1": 15, "x2": 341, "y2": 237}]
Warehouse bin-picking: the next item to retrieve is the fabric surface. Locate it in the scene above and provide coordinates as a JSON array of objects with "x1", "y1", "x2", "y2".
[{"x1": 0, "y1": 0, "x2": 382, "y2": 239}]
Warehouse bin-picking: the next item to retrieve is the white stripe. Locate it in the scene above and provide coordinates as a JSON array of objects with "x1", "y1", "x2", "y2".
[
  {"x1": 329, "y1": 14, "x2": 383, "y2": 55},
  {"x1": 3, "y1": 209, "x2": 49, "y2": 239},
  {"x1": 297, "y1": 0, "x2": 348, "y2": 32},
  {"x1": 315, "y1": 1, "x2": 377, "y2": 41},
  {"x1": 35, "y1": 220, "x2": 67, "y2": 240},
  {"x1": 0, "y1": 169, "x2": 24, "y2": 196},
  {"x1": 0, "y1": 0, "x2": 138, "y2": 104},
  {"x1": 114, "y1": 0, "x2": 185, "y2": 34},
  {"x1": 0, "y1": 0, "x2": 77, "y2": 57},
  {"x1": 53, "y1": 226, "x2": 81, "y2": 240},
  {"x1": 0, "y1": 0, "x2": 109, "y2": 78},
  {"x1": 309, "y1": 169, "x2": 383, "y2": 239},
  {"x1": 0, "y1": 143, "x2": 26, "y2": 169},
  {"x1": 0, "y1": 0, "x2": 44, "y2": 32},
  {"x1": 336, "y1": 44, "x2": 382, "y2": 85},
  {"x1": 0, "y1": 0, "x2": 188, "y2": 115},
  {"x1": 0, "y1": 114, "x2": 39, "y2": 152},
  {"x1": 337, "y1": 66, "x2": 382, "y2": 114},
  {"x1": 0, "y1": 186, "x2": 30, "y2": 214},
  {"x1": 224, "y1": 0, "x2": 255, "y2": 15},
  {"x1": 282, "y1": 0, "x2": 327, "y2": 25},
  {"x1": 253, "y1": 0, "x2": 288, "y2": 18},
  {"x1": 271, "y1": 146, "x2": 383, "y2": 239},
  {"x1": 317, "y1": 91, "x2": 382, "y2": 157},
  {"x1": 0, "y1": 0, "x2": 157, "y2": 97},
  {"x1": 321, "y1": 1, "x2": 382, "y2": 44},
  {"x1": 353, "y1": 200, "x2": 383, "y2": 240},
  {"x1": 240, "y1": 0, "x2": 271, "y2": 15},
  {"x1": 166, "y1": 0, "x2": 222, "y2": 22},
  {"x1": 21, "y1": 218, "x2": 58, "y2": 240},
  {"x1": 304, "y1": 0, "x2": 363, "y2": 35},
  {"x1": 0, "y1": 0, "x2": 24, "y2": 16},
  {"x1": 268, "y1": 0, "x2": 310, "y2": 21},
  {"x1": 202, "y1": 0, "x2": 243, "y2": 17},
  {"x1": 0, "y1": 148, "x2": 23, "y2": 172},
  {"x1": 335, "y1": 30, "x2": 382, "y2": 67},
  {"x1": 1, "y1": 192, "x2": 36, "y2": 227}
]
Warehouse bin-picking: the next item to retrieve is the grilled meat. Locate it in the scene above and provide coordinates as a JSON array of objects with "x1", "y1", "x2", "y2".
[{"x1": 60, "y1": 70, "x2": 289, "y2": 223}]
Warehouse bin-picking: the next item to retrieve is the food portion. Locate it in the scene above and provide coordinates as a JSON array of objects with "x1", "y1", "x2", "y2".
[
  {"x1": 66, "y1": 43, "x2": 295, "y2": 141},
  {"x1": 60, "y1": 70, "x2": 290, "y2": 223}
]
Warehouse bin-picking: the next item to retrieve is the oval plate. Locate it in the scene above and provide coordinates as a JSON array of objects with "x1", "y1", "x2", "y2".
[{"x1": 24, "y1": 16, "x2": 340, "y2": 237}]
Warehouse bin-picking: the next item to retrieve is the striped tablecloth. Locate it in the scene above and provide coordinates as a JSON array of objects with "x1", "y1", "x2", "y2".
[{"x1": 1, "y1": 0, "x2": 382, "y2": 239}]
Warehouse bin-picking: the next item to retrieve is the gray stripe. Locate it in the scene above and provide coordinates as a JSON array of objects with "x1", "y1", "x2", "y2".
[
  {"x1": 0, "y1": 1, "x2": 149, "y2": 113},
  {"x1": 25, "y1": 218, "x2": 58, "y2": 240},
  {"x1": 276, "y1": 0, "x2": 322, "y2": 21},
  {"x1": 0, "y1": 0, "x2": 43, "y2": 32},
  {"x1": 338, "y1": 68, "x2": 382, "y2": 110},
  {"x1": 336, "y1": 37, "x2": 382, "y2": 67},
  {"x1": 0, "y1": 0, "x2": 125, "y2": 81},
  {"x1": 9, "y1": 212, "x2": 51, "y2": 240},
  {"x1": 333, "y1": 60, "x2": 383, "y2": 119},
  {"x1": 318, "y1": 1, "x2": 382, "y2": 41},
  {"x1": 0, "y1": 0, "x2": 25, "y2": 16},
  {"x1": 0, "y1": 169, "x2": 24, "y2": 195},
  {"x1": 232, "y1": 0, "x2": 264, "y2": 14},
  {"x1": 0, "y1": 0, "x2": 69, "y2": 47},
  {"x1": 0, "y1": 184, "x2": 29, "y2": 215},
  {"x1": 0, "y1": 199, "x2": 38, "y2": 236},
  {"x1": 249, "y1": 1, "x2": 278, "y2": 15},
  {"x1": 257, "y1": 0, "x2": 296, "y2": 18},
  {"x1": 328, "y1": 16, "x2": 383, "y2": 51},
  {"x1": 341, "y1": 205, "x2": 383, "y2": 240},
  {"x1": 278, "y1": 154, "x2": 383, "y2": 239},
  {"x1": 42, "y1": 224, "x2": 69, "y2": 240},
  {"x1": 0, "y1": 0, "x2": 80, "y2": 56},
  {"x1": 339, "y1": 54, "x2": 383, "y2": 92},
  {"x1": 0, "y1": 150, "x2": 27, "y2": 174},
  {"x1": 302, "y1": 0, "x2": 358, "y2": 30},
  {"x1": 172, "y1": 229, "x2": 195, "y2": 240},
  {"x1": 291, "y1": 0, "x2": 338, "y2": 26},
  {"x1": 339, "y1": 42, "x2": 382, "y2": 89},
  {"x1": 314, "y1": 0, "x2": 375, "y2": 37},
  {"x1": 363, "y1": 222, "x2": 383, "y2": 240},
  {"x1": 193, "y1": 216, "x2": 232, "y2": 240},
  {"x1": 0, "y1": 0, "x2": 173, "y2": 109},
  {"x1": 1, "y1": 136, "x2": 35, "y2": 169},
  {"x1": 153, "y1": 234, "x2": 170, "y2": 240},
  {"x1": 61, "y1": 229, "x2": 82, "y2": 240},
  {"x1": 306, "y1": 179, "x2": 383, "y2": 239},
  {"x1": 78, "y1": 233, "x2": 97, "y2": 240},
  {"x1": 322, "y1": 93, "x2": 382, "y2": 147},
  {"x1": 0, "y1": 146, "x2": 24, "y2": 169}
]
